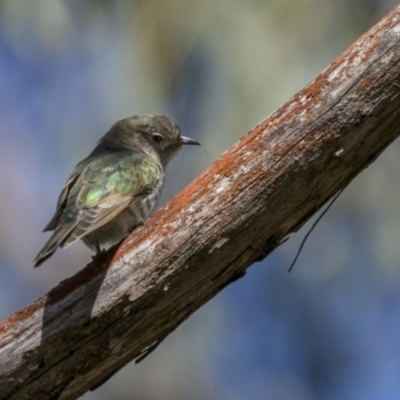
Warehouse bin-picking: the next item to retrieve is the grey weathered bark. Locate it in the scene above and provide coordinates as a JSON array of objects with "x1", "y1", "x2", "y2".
[{"x1": 2, "y1": 5, "x2": 400, "y2": 400}]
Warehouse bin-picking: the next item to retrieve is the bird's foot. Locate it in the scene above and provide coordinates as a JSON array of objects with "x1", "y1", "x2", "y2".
[
  {"x1": 128, "y1": 220, "x2": 144, "y2": 234},
  {"x1": 92, "y1": 241, "x2": 107, "y2": 261}
]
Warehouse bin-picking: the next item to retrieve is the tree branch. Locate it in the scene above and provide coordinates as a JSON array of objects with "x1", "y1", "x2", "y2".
[{"x1": 2, "y1": 5, "x2": 400, "y2": 399}]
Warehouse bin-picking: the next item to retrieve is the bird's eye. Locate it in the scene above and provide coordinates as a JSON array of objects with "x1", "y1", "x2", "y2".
[{"x1": 152, "y1": 133, "x2": 164, "y2": 143}]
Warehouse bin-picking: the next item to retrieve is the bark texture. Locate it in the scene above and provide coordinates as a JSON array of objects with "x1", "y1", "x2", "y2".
[{"x1": 2, "y1": 5, "x2": 400, "y2": 400}]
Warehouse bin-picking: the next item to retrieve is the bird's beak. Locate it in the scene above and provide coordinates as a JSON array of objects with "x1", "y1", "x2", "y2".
[{"x1": 180, "y1": 136, "x2": 200, "y2": 146}]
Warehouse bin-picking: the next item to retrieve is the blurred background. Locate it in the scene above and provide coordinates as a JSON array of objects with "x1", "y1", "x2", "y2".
[{"x1": 0, "y1": 0, "x2": 400, "y2": 399}]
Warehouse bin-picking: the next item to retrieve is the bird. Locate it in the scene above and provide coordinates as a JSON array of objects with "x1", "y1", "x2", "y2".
[{"x1": 34, "y1": 114, "x2": 200, "y2": 267}]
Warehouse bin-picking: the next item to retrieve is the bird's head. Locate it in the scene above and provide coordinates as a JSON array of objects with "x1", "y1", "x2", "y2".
[{"x1": 97, "y1": 114, "x2": 199, "y2": 168}]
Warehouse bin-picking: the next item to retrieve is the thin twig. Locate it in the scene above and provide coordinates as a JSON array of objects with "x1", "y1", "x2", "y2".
[{"x1": 288, "y1": 188, "x2": 345, "y2": 272}]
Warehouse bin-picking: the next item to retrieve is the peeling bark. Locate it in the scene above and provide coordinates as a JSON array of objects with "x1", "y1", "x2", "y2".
[{"x1": 2, "y1": 5, "x2": 400, "y2": 400}]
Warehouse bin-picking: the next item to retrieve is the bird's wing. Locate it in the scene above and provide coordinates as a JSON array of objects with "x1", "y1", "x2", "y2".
[
  {"x1": 43, "y1": 160, "x2": 86, "y2": 231},
  {"x1": 34, "y1": 151, "x2": 162, "y2": 267},
  {"x1": 60, "y1": 150, "x2": 162, "y2": 247}
]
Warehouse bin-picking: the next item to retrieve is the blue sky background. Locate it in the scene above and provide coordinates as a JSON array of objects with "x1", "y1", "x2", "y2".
[{"x1": 1, "y1": 1, "x2": 400, "y2": 399}]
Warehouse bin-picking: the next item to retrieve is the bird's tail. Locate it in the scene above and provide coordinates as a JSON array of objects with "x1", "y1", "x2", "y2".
[{"x1": 34, "y1": 222, "x2": 76, "y2": 268}]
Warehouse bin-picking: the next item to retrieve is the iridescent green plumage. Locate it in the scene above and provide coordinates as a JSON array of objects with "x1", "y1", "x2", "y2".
[
  {"x1": 78, "y1": 152, "x2": 162, "y2": 209},
  {"x1": 34, "y1": 114, "x2": 199, "y2": 267}
]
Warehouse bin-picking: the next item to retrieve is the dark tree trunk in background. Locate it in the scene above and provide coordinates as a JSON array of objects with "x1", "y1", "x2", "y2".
[{"x1": 2, "y1": 5, "x2": 400, "y2": 400}]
